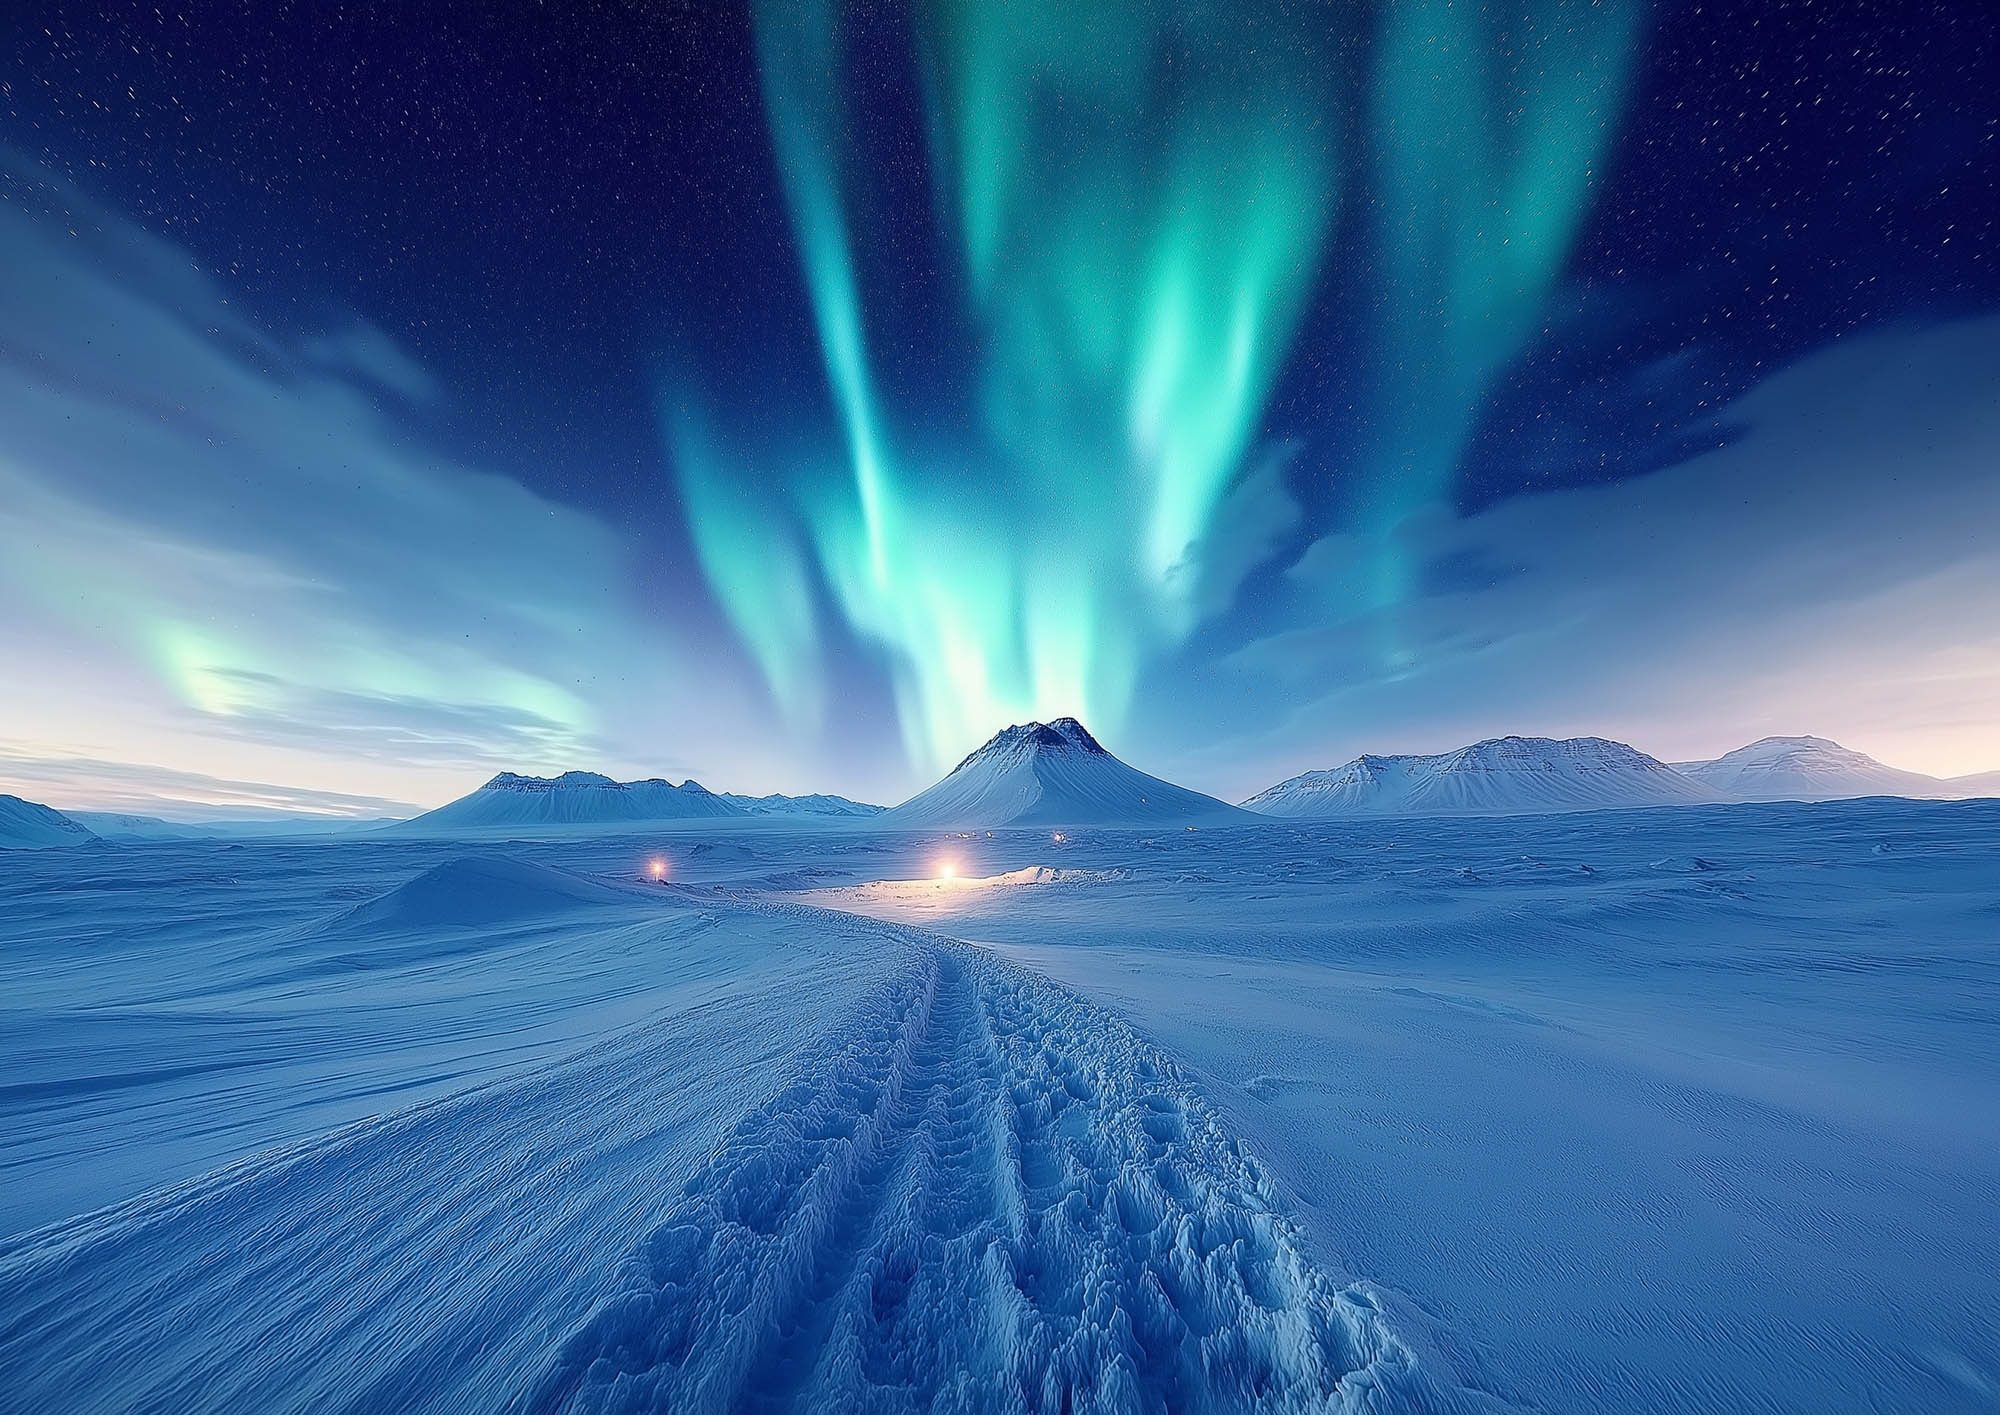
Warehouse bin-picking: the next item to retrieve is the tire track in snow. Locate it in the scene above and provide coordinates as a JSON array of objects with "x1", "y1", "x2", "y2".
[{"x1": 522, "y1": 940, "x2": 1504, "y2": 1413}]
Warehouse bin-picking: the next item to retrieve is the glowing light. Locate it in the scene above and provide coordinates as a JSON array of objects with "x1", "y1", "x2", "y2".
[
  {"x1": 648, "y1": 858, "x2": 668, "y2": 882},
  {"x1": 936, "y1": 859, "x2": 958, "y2": 881}
]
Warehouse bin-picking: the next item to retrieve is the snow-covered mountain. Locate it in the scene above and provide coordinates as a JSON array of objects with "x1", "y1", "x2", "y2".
[
  {"x1": 882, "y1": 718, "x2": 1248, "y2": 829},
  {"x1": 1244, "y1": 736, "x2": 1724, "y2": 818},
  {"x1": 720, "y1": 792, "x2": 885, "y2": 818},
  {"x1": 1673, "y1": 736, "x2": 1963, "y2": 802},
  {"x1": 389, "y1": 770, "x2": 746, "y2": 834},
  {"x1": 1237, "y1": 755, "x2": 1428, "y2": 818},
  {"x1": 1948, "y1": 769, "x2": 2000, "y2": 799},
  {"x1": 0, "y1": 794, "x2": 99, "y2": 849}
]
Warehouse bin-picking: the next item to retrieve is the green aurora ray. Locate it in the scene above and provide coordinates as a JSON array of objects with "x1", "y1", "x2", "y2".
[{"x1": 675, "y1": 0, "x2": 1640, "y2": 771}]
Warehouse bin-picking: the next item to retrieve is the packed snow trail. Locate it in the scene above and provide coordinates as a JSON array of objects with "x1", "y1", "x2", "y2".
[{"x1": 524, "y1": 942, "x2": 1492, "y2": 1414}]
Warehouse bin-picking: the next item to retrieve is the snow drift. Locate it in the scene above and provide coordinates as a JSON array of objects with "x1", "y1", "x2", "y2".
[
  {"x1": 1243, "y1": 736, "x2": 1723, "y2": 817},
  {"x1": 389, "y1": 770, "x2": 745, "y2": 834},
  {"x1": 0, "y1": 794, "x2": 98, "y2": 850},
  {"x1": 329, "y1": 855, "x2": 658, "y2": 933},
  {"x1": 882, "y1": 719, "x2": 1248, "y2": 829}
]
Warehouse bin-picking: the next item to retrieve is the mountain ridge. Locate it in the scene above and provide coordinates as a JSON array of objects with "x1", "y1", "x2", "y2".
[
  {"x1": 1243, "y1": 736, "x2": 1723, "y2": 818},
  {"x1": 388, "y1": 771, "x2": 746, "y2": 834},
  {"x1": 0, "y1": 793, "x2": 101, "y2": 850}
]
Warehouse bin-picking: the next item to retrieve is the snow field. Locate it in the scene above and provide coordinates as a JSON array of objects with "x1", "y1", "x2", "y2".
[{"x1": 3, "y1": 802, "x2": 1993, "y2": 1413}]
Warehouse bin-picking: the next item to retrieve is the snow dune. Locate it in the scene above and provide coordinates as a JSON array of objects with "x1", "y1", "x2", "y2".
[{"x1": 327, "y1": 855, "x2": 658, "y2": 932}]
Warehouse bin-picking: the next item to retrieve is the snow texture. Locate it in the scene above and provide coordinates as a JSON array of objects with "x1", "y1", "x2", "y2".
[
  {"x1": 885, "y1": 719, "x2": 1249, "y2": 829},
  {"x1": 1242, "y1": 736, "x2": 1723, "y2": 817},
  {"x1": 527, "y1": 942, "x2": 1491, "y2": 1413}
]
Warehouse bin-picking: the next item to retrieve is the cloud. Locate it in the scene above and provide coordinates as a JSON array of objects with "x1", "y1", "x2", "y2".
[
  {"x1": 0, "y1": 743, "x2": 422, "y2": 820},
  {"x1": 300, "y1": 324, "x2": 443, "y2": 403},
  {"x1": 1175, "y1": 316, "x2": 2000, "y2": 791},
  {"x1": 0, "y1": 152, "x2": 743, "y2": 812}
]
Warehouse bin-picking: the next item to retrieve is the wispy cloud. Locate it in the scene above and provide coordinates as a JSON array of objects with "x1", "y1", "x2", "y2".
[
  {"x1": 0, "y1": 744, "x2": 422, "y2": 820},
  {"x1": 0, "y1": 152, "x2": 758, "y2": 811},
  {"x1": 1166, "y1": 316, "x2": 2000, "y2": 791}
]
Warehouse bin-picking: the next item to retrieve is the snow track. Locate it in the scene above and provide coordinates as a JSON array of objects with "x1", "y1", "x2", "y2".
[{"x1": 526, "y1": 943, "x2": 1475, "y2": 1414}]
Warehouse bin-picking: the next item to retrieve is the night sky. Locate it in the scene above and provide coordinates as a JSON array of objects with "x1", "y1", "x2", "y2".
[{"x1": 2, "y1": 0, "x2": 1995, "y2": 816}]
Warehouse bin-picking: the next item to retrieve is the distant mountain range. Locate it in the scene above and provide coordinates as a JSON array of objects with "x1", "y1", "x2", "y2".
[
  {"x1": 385, "y1": 771, "x2": 884, "y2": 835},
  {"x1": 1243, "y1": 733, "x2": 2000, "y2": 817},
  {"x1": 385, "y1": 771, "x2": 740, "y2": 833},
  {"x1": 881, "y1": 718, "x2": 1248, "y2": 829},
  {"x1": 341, "y1": 724, "x2": 1246, "y2": 835},
  {"x1": 719, "y1": 792, "x2": 885, "y2": 818},
  {"x1": 7, "y1": 730, "x2": 1994, "y2": 846},
  {"x1": 66, "y1": 812, "x2": 404, "y2": 840}
]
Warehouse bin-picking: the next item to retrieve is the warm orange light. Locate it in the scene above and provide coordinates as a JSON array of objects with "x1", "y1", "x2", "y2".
[
  {"x1": 937, "y1": 860, "x2": 957, "y2": 880},
  {"x1": 648, "y1": 858, "x2": 668, "y2": 881}
]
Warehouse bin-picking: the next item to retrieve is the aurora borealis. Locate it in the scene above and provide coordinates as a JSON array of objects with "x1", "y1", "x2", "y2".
[
  {"x1": 697, "y1": 0, "x2": 1646, "y2": 766},
  {"x1": 1, "y1": 0, "x2": 1996, "y2": 813},
  {"x1": 718, "y1": 0, "x2": 1345, "y2": 766}
]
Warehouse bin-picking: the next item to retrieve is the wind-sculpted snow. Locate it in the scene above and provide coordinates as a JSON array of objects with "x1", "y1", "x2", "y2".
[{"x1": 526, "y1": 944, "x2": 1490, "y2": 1414}]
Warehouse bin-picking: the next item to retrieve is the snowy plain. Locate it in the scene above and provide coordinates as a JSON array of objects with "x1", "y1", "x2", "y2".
[{"x1": 1, "y1": 801, "x2": 1996, "y2": 1413}]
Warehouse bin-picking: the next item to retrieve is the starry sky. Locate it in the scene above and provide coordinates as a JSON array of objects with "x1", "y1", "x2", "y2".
[{"x1": 1, "y1": 0, "x2": 1995, "y2": 817}]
